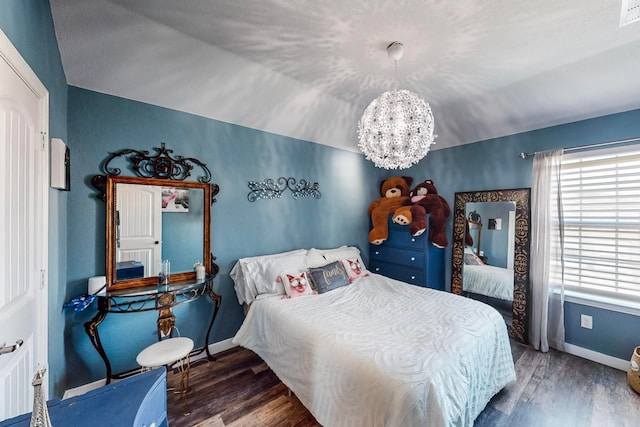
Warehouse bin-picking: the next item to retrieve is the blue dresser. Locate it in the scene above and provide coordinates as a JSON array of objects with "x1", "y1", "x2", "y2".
[
  {"x1": 0, "y1": 369, "x2": 167, "y2": 427},
  {"x1": 369, "y1": 214, "x2": 445, "y2": 290}
]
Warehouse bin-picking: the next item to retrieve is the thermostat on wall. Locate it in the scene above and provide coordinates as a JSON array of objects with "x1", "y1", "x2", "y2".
[{"x1": 51, "y1": 137, "x2": 70, "y2": 191}]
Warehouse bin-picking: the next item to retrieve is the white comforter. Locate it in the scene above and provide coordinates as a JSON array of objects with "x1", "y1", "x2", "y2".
[
  {"x1": 233, "y1": 274, "x2": 515, "y2": 427},
  {"x1": 463, "y1": 265, "x2": 514, "y2": 301}
]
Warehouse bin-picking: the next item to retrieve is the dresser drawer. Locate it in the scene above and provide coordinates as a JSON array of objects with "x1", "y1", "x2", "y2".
[
  {"x1": 370, "y1": 260, "x2": 425, "y2": 287},
  {"x1": 386, "y1": 222, "x2": 429, "y2": 249},
  {"x1": 370, "y1": 246, "x2": 424, "y2": 268}
]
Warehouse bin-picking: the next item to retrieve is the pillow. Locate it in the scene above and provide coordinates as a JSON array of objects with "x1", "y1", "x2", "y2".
[
  {"x1": 306, "y1": 246, "x2": 364, "y2": 268},
  {"x1": 230, "y1": 261, "x2": 251, "y2": 305},
  {"x1": 278, "y1": 271, "x2": 315, "y2": 298},
  {"x1": 341, "y1": 258, "x2": 369, "y2": 281},
  {"x1": 306, "y1": 246, "x2": 346, "y2": 268},
  {"x1": 464, "y1": 252, "x2": 485, "y2": 266},
  {"x1": 231, "y1": 249, "x2": 306, "y2": 289},
  {"x1": 243, "y1": 252, "x2": 308, "y2": 297},
  {"x1": 308, "y1": 261, "x2": 351, "y2": 294},
  {"x1": 230, "y1": 249, "x2": 307, "y2": 304}
]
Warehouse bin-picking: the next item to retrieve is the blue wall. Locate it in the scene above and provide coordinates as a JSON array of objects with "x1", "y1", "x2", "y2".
[
  {"x1": 466, "y1": 201, "x2": 515, "y2": 268},
  {"x1": 0, "y1": 0, "x2": 69, "y2": 399},
  {"x1": 564, "y1": 303, "x2": 639, "y2": 360},
  {"x1": 162, "y1": 188, "x2": 205, "y2": 273},
  {"x1": 64, "y1": 87, "x2": 379, "y2": 390}
]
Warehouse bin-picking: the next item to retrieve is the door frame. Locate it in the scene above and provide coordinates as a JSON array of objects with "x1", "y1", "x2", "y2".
[{"x1": 0, "y1": 28, "x2": 50, "y2": 408}]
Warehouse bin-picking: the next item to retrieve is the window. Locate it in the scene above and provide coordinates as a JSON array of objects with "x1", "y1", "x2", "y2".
[{"x1": 552, "y1": 145, "x2": 640, "y2": 300}]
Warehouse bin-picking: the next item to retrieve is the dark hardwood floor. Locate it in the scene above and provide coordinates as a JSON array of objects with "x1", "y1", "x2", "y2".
[{"x1": 167, "y1": 341, "x2": 640, "y2": 426}]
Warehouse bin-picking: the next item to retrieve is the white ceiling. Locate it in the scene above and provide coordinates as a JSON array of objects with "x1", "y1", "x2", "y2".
[{"x1": 50, "y1": 0, "x2": 640, "y2": 153}]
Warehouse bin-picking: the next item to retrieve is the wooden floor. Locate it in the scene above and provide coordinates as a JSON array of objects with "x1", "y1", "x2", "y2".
[{"x1": 167, "y1": 341, "x2": 640, "y2": 426}]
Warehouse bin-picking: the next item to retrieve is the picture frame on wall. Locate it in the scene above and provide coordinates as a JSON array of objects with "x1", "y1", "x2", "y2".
[{"x1": 161, "y1": 187, "x2": 190, "y2": 212}]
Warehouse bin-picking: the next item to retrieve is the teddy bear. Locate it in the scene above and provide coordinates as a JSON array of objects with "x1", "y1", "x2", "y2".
[
  {"x1": 368, "y1": 176, "x2": 413, "y2": 245},
  {"x1": 392, "y1": 179, "x2": 450, "y2": 248}
]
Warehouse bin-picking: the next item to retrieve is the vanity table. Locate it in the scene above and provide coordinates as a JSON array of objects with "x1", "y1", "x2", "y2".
[
  {"x1": 85, "y1": 277, "x2": 221, "y2": 383},
  {"x1": 87, "y1": 144, "x2": 222, "y2": 383}
]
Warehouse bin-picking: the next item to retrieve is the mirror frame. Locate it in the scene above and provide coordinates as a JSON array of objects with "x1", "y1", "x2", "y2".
[
  {"x1": 106, "y1": 175, "x2": 213, "y2": 291},
  {"x1": 451, "y1": 188, "x2": 531, "y2": 343},
  {"x1": 92, "y1": 144, "x2": 219, "y2": 292}
]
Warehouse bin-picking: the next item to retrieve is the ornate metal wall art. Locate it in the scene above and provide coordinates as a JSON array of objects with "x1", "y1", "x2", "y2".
[
  {"x1": 92, "y1": 143, "x2": 219, "y2": 201},
  {"x1": 451, "y1": 188, "x2": 531, "y2": 344},
  {"x1": 247, "y1": 177, "x2": 321, "y2": 202}
]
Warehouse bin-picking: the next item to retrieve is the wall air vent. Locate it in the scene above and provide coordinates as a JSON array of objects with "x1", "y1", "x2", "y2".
[{"x1": 620, "y1": 0, "x2": 640, "y2": 26}]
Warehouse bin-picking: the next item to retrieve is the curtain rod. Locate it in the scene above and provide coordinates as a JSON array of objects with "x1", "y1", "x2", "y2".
[{"x1": 519, "y1": 136, "x2": 640, "y2": 159}]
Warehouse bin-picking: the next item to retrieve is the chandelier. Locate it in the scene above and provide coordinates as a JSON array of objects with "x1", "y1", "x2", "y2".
[{"x1": 357, "y1": 42, "x2": 436, "y2": 170}]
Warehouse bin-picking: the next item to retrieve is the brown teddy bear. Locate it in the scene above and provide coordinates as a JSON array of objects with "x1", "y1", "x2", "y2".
[
  {"x1": 392, "y1": 179, "x2": 450, "y2": 248},
  {"x1": 368, "y1": 176, "x2": 413, "y2": 245}
]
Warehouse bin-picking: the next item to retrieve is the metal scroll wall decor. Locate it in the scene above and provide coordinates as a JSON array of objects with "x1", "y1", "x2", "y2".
[
  {"x1": 91, "y1": 142, "x2": 220, "y2": 202},
  {"x1": 247, "y1": 177, "x2": 321, "y2": 202},
  {"x1": 451, "y1": 188, "x2": 531, "y2": 343}
]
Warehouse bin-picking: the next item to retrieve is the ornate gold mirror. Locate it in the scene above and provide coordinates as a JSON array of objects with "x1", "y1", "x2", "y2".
[
  {"x1": 451, "y1": 188, "x2": 531, "y2": 343},
  {"x1": 93, "y1": 144, "x2": 219, "y2": 291}
]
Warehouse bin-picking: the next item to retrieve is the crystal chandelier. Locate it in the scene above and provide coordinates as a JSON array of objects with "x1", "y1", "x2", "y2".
[{"x1": 358, "y1": 42, "x2": 436, "y2": 170}]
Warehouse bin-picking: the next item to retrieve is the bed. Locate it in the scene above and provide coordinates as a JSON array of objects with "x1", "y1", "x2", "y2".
[
  {"x1": 231, "y1": 247, "x2": 516, "y2": 427},
  {"x1": 462, "y1": 248, "x2": 514, "y2": 320},
  {"x1": 463, "y1": 264, "x2": 514, "y2": 302}
]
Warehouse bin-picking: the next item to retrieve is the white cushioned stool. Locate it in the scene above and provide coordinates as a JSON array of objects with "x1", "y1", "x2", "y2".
[{"x1": 136, "y1": 337, "x2": 194, "y2": 396}]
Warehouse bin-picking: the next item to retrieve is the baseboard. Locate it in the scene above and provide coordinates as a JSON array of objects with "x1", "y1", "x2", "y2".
[
  {"x1": 563, "y1": 343, "x2": 629, "y2": 371},
  {"x1": 62, "y1": 378, "x2": 107, "y2": 399},
  {"x1": 191, "y1": 338, "x2": 237, "y2": 363},
  {"x1": 62, "y1": 339, "x2": 238, "y2": 399},
  {"x1": 210, "y1": 337, "x2": 236, "y2": 354}
]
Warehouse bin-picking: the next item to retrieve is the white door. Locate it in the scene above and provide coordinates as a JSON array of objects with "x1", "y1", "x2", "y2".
[
  {"x1": 0, "y1": 30, "x2": 49, "y2": 419},
  {"x1": 116, "y1": 183, "x2": 162, "y2": 277}
]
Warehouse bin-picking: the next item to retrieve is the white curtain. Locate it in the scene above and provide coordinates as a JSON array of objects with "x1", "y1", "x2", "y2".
[{"x1": 530, "y1": 149, "x2": 565, "y2": 352}]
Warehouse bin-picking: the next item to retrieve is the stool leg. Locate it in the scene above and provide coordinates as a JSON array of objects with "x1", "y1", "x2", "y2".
[
  {"x1": 178, "y1": 354, "x2": 191, "y2": 394},
  {"x1": 177, "y1": 354, "x2": 191, "y2": 416}
]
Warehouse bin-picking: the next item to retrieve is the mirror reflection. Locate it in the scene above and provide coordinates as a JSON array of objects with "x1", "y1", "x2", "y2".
[
  {"x1": 451, "y1": 188, "x2": 531, "y2": 343},
  {"x1": 462, "y1": 201, "x2": 516, "y2": 323},
  {"x1": 106, "y1": 175, "x2": 213, "y2": 291},
  {"x1": 115, "y1": 183, "x2": 204, "y2": 280}
]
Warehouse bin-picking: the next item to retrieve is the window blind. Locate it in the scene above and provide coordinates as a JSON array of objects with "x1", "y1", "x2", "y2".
[{"x1": 553, "y1": 145, "x2": 640, "y2": 299}]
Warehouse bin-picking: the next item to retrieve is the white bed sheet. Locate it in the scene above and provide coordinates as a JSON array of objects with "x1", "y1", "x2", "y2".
[
  {"x1": 233, "y1": 274, "x2": 516, "y2": 427},
  {"x1": 463, "y1": 265, "x2": 514, "y2": 301}
]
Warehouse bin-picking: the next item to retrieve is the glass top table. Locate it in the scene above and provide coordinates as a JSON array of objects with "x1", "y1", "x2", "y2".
[{"x1": 84, "y1": 276, "x2": 221, "y2": 383}]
